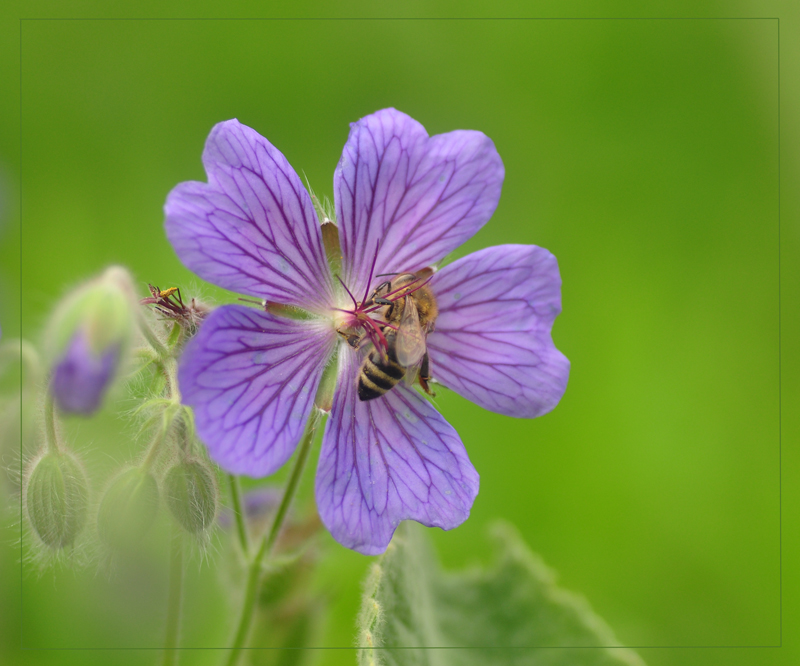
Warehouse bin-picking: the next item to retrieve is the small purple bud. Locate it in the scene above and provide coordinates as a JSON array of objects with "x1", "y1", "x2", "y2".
[
  {"x1": 51, "y1": 332, "x2": 119, "y2": 415},
  {"x1": 46, "y1": 266, "x2": 137, "y2": 416}
]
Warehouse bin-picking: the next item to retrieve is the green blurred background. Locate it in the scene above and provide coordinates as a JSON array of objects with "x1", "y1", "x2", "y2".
[{"x1": 2, "y1": 2, "x2": 799, "y2": 666}]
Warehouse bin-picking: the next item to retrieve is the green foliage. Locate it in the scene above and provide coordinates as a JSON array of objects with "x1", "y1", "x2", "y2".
[{"x1": 358, "y1": 522, "x2": 645, "y2": 666}]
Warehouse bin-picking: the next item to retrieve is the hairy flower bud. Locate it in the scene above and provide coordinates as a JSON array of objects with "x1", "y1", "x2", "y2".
[
  {"x1": 46, "y1": 266, "x2": 137, "y2": 415},
  {"x1": 25, "y1": 449, "x2": 90, "y2": 549},
  {"x1": 164, "y1": 458, "x2": 218, "y2": 533},
  {"x1": 97, "y1": 467, "x2": 159, "y2": 549}
]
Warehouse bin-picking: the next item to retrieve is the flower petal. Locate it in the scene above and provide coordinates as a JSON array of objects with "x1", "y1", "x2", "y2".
[
  {"x1": 179, "y1": 305, "x2": 336, "y2": 477},
  {"x1": 166, "y1": 120, "x2": 333, "y2": 311},
  {"x1": 335, "y1": 108, "x2": 504, "y2": 296},
  {"x1": 315, "y1": 349, "x2": 479, "y2": 555},
  {"x1": 427, "y1": 245, "x2": 570, "y2": 418}
]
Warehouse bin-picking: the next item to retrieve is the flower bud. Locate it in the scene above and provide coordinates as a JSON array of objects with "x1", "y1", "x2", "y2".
[
  {"x1": 97, "y1": 467, "x2": 159, "y2": 549},
  {"x1": 164, "y1": 458, "x2": 218, "y2": 533},
  {"x1": 25, "y1": 449, "x2": 90, "y2": 549},
  {"x1": 46, "y1": 266, "x2": 137, "y2": 415}
]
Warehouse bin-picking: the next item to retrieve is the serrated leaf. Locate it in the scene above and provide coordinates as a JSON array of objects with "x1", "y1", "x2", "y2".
[{"x1": 357, "y1": 521, "x2": 645, "y2": 666}]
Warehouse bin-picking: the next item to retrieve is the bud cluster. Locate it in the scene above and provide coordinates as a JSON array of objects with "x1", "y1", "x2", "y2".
[{"x1": 15, "y1": 265, "x2": 221, "y2": 566}]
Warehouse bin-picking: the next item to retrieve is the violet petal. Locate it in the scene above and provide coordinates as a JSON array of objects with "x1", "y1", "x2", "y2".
[
  {"x1": 52, "y1": 331, "x2": 118, "y2": 415},
  {"x1": 427, "y1": 244, "x2": 570, "y2": 418},
  {"x1": 334, "y1": 108, "x2": 504, "y2": 296},
  {"x1": 165, "y1": 120, "x2": 334, "y2": 312},
  {"x1": 179, "y1": 305, "x2": 336, "y2": 477},
  {"x1": 315, "y1": 349, "x2": 479, "y2": 555}
]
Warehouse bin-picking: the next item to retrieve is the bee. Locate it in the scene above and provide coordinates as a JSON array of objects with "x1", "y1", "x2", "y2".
[{"x1": 357, "y1": 270, "x2": 438, "y2": 401}]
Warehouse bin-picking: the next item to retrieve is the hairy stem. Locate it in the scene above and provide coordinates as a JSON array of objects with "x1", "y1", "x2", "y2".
[
  {"x1": 163, "y1": 357, "x2": 181, "y2": 403},
  {"x1": 223, "y1": 411, "x2": 320, "y2": 666},
  {"x1": 162, "y1": 535, "x2": 184, "y2": 666},
  {"x1": 141, "y1": 357, "x2": 182, "y2": 470},
  {"x1": 229, "y1": 474, "x2": 250, "y2": 556},
  {"x1": 141, "y1": 414, "x2": 171, "y2": 471}
]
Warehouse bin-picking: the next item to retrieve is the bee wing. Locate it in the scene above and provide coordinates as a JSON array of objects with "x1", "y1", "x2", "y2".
[{"x1": 395, "y1": 296, "x2": 426, "y2": 367}]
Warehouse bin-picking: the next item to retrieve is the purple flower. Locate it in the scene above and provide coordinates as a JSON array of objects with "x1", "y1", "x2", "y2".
[
  {"x1": 52, "y1": 330, "x2": 119, "y2": 415},
  {"x1": 166, "y1": 109, "x2": 569, "y2": 555}
]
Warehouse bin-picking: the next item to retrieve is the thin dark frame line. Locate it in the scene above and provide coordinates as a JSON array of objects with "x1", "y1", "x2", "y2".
[
  {"x1": 16, "y1": 645, "x2": 787, "y2": 651},
  {"x1": 777, "y1": 16, "x2": 782, "y2": 650},
  {"x1": 18, "y1": 17, "x2": 782, "y2": 21},
  {"x1": 18, "y1": 15, "x2": 23, "y2": 658},
  {"x1": 16, "y1": 15, "x2": 783, "y2": 652}
]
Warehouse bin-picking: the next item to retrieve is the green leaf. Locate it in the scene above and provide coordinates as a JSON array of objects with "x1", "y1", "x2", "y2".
[{"x1": 357, "y1": 521, "x2": 645, "y2": 666}]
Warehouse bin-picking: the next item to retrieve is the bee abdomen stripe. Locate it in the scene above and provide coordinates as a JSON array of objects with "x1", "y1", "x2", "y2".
[
  {"x1": 358, "y1": 377, "x2": 384, "y2": 401},
  {"x1": 367, "y1": 354, "x2": 405, "y2": 380},
  {"x1": 363, "y1": 364, "x2": 400, "y2": 390}
]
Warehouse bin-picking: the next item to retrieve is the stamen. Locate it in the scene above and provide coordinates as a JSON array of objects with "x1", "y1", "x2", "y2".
[
  {"x1": 364, "y1": 316, "x2": 388, "y2": 351},
  {"x1": 336, "y1": 275, "x2": 359, "y2": 310}
]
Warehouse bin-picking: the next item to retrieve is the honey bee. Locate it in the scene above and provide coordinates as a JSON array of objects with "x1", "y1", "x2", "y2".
[{"x1": 357, "y1": 270, "x2": 438, "y2": 401}]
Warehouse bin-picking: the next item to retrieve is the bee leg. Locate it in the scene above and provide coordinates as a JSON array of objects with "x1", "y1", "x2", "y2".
[
  {"x1": 337, "y1": 328, "x2": 363, "y2": 349},
  {"x1": 374, "y1": 297, "x2": 392, "y2": 306},
  {"x1": 418, "y1": 352, "x2": 436, "y2": 397}
]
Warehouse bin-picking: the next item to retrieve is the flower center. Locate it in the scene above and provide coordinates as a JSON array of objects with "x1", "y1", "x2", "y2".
[
  {"x1": 331, "y1": 277, "x2": 392, "y2": 354},
  {"x1": 330, "y1": 268, "x2": 436, "y2": 358}
]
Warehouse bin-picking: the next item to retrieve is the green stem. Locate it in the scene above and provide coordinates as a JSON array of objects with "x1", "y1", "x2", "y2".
[
  {"x1": 141, "y1": 356, "x2": 182, "y2": 470},
  {"x1": 229, "y1": 474, "x2": 250, "y2": 556},
  {"x1": 223, "y1": 411, "x2": 320, "y2": 666},
  {"x1": 142, "y1": 424, "x2": 169, "y2": 470},
  {"x1": 43, "y1": 391, "x2": 59, "y2": 454},
  {"x1": 162, "y1": 535, "x2": 184, "y2": 666},
  {"x1": 163, "y1": 357, "x2": 181, "y2": 403},
  {"x1": 142, "y1": 411, "x2": 172, "y2": 471}
]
